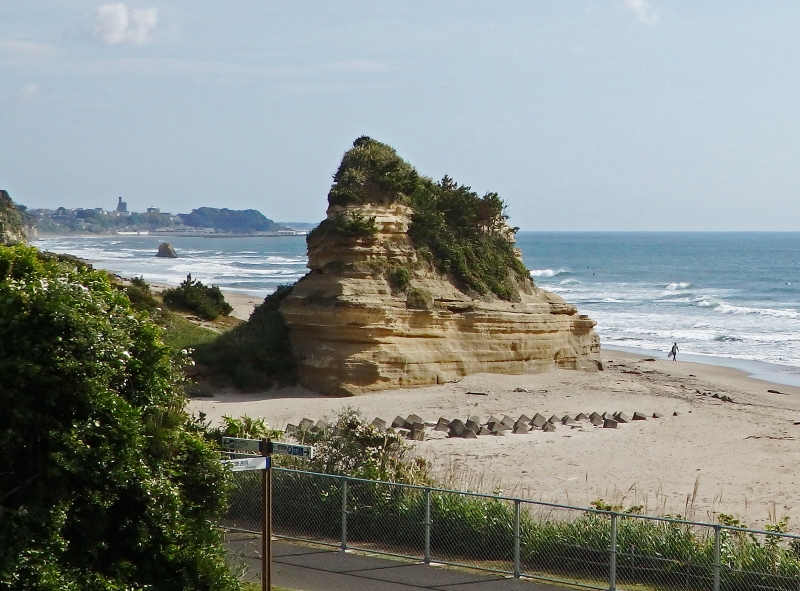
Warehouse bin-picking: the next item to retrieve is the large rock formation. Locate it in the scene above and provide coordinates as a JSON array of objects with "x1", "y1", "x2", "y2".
[
  {"x1": 280, "y1": 138, "x2": 601, "y2": 396},
  {"x1": 0, "y1": 190, "x2": 28, "y2": 245}
]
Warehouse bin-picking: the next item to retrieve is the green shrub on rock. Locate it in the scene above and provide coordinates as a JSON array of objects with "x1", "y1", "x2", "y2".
[{"x1": 0, "y1": 245, "x2": 238, "y2": 591}]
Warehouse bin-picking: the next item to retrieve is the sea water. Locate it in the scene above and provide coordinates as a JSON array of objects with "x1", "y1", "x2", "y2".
[{"x1": 35, "y1": 232, "x2": 800, "y2": 386}]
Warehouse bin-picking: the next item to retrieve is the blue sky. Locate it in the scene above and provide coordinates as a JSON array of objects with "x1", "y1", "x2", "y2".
[{"x1": 2, "y1": 1, "x2": 800, "y2": 230}]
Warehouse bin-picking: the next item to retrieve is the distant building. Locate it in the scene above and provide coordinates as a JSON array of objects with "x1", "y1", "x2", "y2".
[
  {"x1": 146, "y1": 207, "x2": 160, "y2": 214},
  {"x1": 116, "y1": 197, "x2": 127, "y2": 213}
]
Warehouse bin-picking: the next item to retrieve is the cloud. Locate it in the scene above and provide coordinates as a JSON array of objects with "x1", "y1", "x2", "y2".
[
  {"x1": 93, "y1": 3, "x2": 158, "y2": 46},
  {"x1": 0, "y1": 40, "x2": 58, "y2": 59},
  {"x1": 624, "y1": 0, "x2": 659, "y2": 25}
]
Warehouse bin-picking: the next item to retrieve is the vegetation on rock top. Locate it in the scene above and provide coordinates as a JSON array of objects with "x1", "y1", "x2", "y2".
[{"x1": 320, "y1": 137, "x2": 530, "y2": 300}]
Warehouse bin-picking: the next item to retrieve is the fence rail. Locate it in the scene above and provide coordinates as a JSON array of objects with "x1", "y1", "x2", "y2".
[{"x1": 221, "y1": 468, "x2": 800, "y2": 591}]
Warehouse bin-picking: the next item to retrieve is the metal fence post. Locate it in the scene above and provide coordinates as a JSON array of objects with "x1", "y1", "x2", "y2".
[
  {"x1": 609, "y1": 513, "x2": 617, "y2": 591},
  {"x1": 424, "y1": 487, "x2": 431, "y2": 564},
  {"x1": 513, "y1": 499, "x2": 521, "y2": 578},
  {"x1": 340, "y1": 476, "x2": 348, "y2": 551},
  {"x1": 713, "y1": 525, "x2": 721, "y2": 591}
]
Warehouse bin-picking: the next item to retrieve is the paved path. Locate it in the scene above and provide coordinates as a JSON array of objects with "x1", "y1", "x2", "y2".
[{"x1": 227, "y1": 533, "x2": 572, "y2": 591}]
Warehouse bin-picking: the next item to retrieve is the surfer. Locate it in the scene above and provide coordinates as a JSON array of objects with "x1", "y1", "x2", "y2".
[{"x1": 669, "y1": 342, "x2": 679, "y2": 361}]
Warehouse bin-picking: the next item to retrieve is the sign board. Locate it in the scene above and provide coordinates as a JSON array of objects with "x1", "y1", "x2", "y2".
[
  {"x1": 221, "y1": 456, "x2": 270, "y2": 472},
  {"x1": 221, "y1": 437, "x2": 262, "y2": 454},
  {"x1": 270, "y1": 441, "x2": 314, "y2": 459}
]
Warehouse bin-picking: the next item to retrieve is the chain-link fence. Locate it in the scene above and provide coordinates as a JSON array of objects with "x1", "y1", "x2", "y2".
[{"x1": 220, "y1": 468, "x2": 800, "y2": 590}]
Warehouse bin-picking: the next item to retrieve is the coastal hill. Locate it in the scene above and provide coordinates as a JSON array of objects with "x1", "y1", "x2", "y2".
[
  {"x1": 27, "y1": 204, "x2": 292, "y2": 236},
  {"x1": 177, "y1": 207, "x2": 284, "y2": 233},
  {"x1": 280, "y1": 137, "x2": 601, "y2": 395},
  {"x1": 0, "y1": 190, "x2": 32, "y2": 244}
]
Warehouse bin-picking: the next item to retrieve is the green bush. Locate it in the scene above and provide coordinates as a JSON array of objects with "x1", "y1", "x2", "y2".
[
  {"x1": 0, "y1": 244, "x2": 238, "y2": 591},
  {"x1": 290, "y1": 409, "x2": 429, "y2": 483},
  {"x1": 406, "y1": 287, "x2": 433, "y2": 310},
  {"x1": 407, "y1": 176, "x2": 529, "y2": 300},
  {"x1": 328, "y1": 135, "x2": 419, "y2": 206},
  {"x1": 162, "y1": 274, "x2": 233, "y2": 320},
  {"x1": 306, "y1": 211, "x2": 378, "y2": 244},
  {"x1": 387, "y1": 265, "x2": 411, "y2": 291},
  {"x1": 125, "y1": 275, "x2": 159, "y2": 312},
  {"x1": 193, "y1": 284, "x2": 295, "y2": 389}
]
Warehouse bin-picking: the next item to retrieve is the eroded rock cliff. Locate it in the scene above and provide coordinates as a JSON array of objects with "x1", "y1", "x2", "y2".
[
  {"x1": 280, "y1": 138, "x2": 601, "y2": 396},
  {"x1": 0, "y1": 190, "x2": 28, "y2": 245}
]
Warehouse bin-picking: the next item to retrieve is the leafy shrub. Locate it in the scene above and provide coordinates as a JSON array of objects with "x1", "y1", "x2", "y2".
[
  {"x1": 193, "y1": 412, "x2": 283, "y2": 442},
  {"x1": 0, "y1": 244, "x2": 238, "y2": 591},
  {"x1": 406, "y1": 287, "x2": 433, "y2": 310},
  {"x1": 290, "y1": 409, "x2": 429, "y2": 483},
  {"x1": 408, "y1": 176, "x2": 529, "y2": 299},
  {"x1": 125, "y1": 275, "x2": 159, "y2": 311},
  {"x1": 387, "y1": 265, "x2": 411, "y2": 291},
  {"x1": 162, "y1": 274, "x2": 233, "y2": 320},
  {"x1": 193, "y1": 284, "x2": 295, "y2": 389},
  {"x1": 328, "y1": 135, "x2": 420, "y2": 206},
  {"x1": 307, "y1": 211, "x2": 378, "y2": 244}
]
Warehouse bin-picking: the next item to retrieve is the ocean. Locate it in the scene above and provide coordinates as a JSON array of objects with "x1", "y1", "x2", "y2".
[{"x1": 35, "y1": 232, "x2": 800, "y2": 387}]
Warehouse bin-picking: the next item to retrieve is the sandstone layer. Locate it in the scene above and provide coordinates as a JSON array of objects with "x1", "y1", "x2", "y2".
[{"x1": 280, "y1": 203, "x2": 601, "y2": 396}]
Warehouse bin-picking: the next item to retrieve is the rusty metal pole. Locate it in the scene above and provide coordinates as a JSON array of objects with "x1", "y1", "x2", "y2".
[{"x1": 261, "y1": 438, "x2": 272, "y2": 591}]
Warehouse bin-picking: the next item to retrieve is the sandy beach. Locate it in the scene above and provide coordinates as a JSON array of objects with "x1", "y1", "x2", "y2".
[
  {"x1": 101, "y1": 273, "x2": 800, "y2": 528},
  {"x1": 188, "y1": 350, "x2": 800, "y2": 529}
]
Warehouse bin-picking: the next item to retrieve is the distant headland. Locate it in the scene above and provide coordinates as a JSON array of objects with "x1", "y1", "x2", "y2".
[{"x1": 8, "y1": 194, "x2": 310, "y2": 238}]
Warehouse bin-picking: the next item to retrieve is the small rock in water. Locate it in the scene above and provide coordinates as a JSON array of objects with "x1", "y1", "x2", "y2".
[
  {"x1": 513, "y1": 387, "x2": 531, "y2": 392},
  {"x1": 632, "y1": 412, "x2": 647, "y2": 421},
  {"x1": 155, "y1": 242, "x2": 178, "y2": 258},
  {"x1": 652, "y1": 413, "x2": 664, "y2": 419}
]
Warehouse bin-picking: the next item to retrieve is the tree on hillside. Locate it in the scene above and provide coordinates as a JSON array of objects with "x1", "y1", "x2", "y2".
[{"x1": 0, "y1": 245, "x2": 238, "y2": 591}]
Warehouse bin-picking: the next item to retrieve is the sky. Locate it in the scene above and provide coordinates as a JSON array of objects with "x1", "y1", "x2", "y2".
[{"x1": 2, "y1": 1, "x2": 800, "y2": 230}]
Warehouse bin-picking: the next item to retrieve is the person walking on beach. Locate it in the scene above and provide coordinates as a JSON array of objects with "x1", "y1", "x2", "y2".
[{"x1": 669, "y1": 342, "x2": 679, "y2": 361}]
